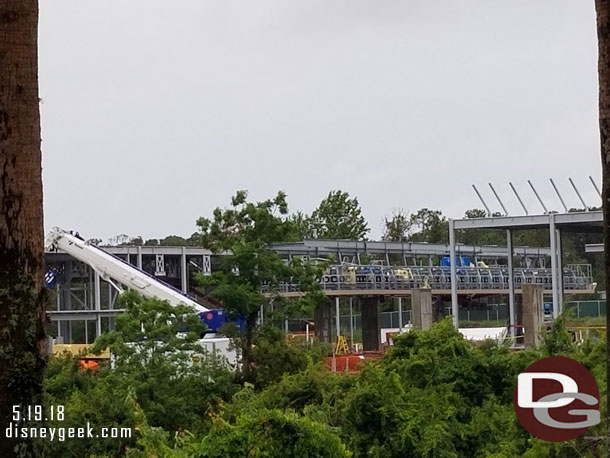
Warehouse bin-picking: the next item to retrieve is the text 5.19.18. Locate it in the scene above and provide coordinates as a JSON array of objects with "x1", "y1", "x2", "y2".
[{"x1": 12, "y1": 405, "x2": 64, "y2": 422}]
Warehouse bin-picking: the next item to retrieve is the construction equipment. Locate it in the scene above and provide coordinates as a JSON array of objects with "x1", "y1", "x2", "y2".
[
  {"x1": 46, "y1": 228, "x2": 208, "y2": 312},
  {"x1": 334, "y1": 335, "x2": 349, "y2": 355}
]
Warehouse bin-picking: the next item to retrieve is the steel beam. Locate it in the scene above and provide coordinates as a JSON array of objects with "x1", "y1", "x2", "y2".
[
  {"x1": 349, "y1": 297, "x2": 354, "y2": 344},
  {"x1": 107, "y1": 246, "x2": 212, "y2": 256},
  {"x1": 269, "y1": 240, "x2": 552, "y2": 257},
  {"x1": 453, "y1": 211, "x2": 603, "y2": 230},
  {"x1": 507, "y1": 229, "x2": 515, "y2": 338},
  {"x1": 335, "y1": 297, "x2": 340, "y2": 340},
  {"x1": 556, "y1": 229, "x2": 563, "y2": 312},
  {"x1": 449, "y1": 219, "x2": 458, "y2": 328},
  {"x1": 181, "y1": 247, "x2": 188, "y2": 293},
  {"x1": 94, "y1": 273, "x2": 101, "y2": 337},
  {"x1": 48, "y1": 309, "x2": 126, "y2": 321},
  {"x1": 585, "y1": 244, "x2": 604, "y2": 253},
  {"x1": 398, "y1": 296, "x2": 403, "y2": 333},
  {"x1": 550, "y1": 214, "x2": 559, "y2": 318}
]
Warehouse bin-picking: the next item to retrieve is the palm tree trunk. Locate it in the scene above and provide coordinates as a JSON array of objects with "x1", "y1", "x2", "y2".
[
  {"x1": 0, "y1": 1, "x2": 45, "y2": 455},
  {"x1": 596, "y1": 0, "x2": 610, "y2": 447}
]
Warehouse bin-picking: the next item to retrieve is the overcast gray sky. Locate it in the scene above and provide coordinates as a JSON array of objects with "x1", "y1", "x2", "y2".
[{"x1": 39, "y1": 1, "x2": 602, "y2": 242}]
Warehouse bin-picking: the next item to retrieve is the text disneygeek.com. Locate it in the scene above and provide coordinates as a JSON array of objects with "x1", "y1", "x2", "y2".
[{"x1": 5, "y1": 405, "x2": 131, "y2": 441}]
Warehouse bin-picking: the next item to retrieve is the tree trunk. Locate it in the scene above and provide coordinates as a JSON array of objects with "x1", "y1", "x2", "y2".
[
  {"x1": 596, "y1": 0, "x2": 610, "y2": 447},
  {"x1": 0, "y1": 1, "x2": 45, "y2": 455},
  {"x1": 240, "y1": 313, "x2": 257, "y2": 381}
]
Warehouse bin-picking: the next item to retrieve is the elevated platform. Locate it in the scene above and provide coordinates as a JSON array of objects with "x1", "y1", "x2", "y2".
[{"x1": 269, "y1": 287, "x2": 596, "y2": 298}]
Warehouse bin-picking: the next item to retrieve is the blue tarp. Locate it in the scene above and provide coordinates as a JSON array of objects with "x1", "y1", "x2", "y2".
[{"x1": 441, "y1": 256, "x2": 471, "y2": 267}]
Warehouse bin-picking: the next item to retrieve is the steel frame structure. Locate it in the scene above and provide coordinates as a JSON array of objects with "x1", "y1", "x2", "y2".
[
  {"x1": 448, "y1": 211, "x2": 603, "y2": 333},
  {"x1": 46, "y1": 229, "x2": 213, "y2": 343},
  {"x1": 271, "y1": 239, "x2": 552, "y2": 265}
]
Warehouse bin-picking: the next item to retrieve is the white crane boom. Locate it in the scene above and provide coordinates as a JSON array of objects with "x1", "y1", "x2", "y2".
[{"x1": 47, "y1": 228, "x2": 209, "y2": 313}]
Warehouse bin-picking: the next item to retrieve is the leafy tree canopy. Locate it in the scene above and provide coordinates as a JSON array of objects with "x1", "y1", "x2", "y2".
[
  {"x1": 382, "y1": 208, "x2": 411, "y2": 242},
  {"x1": 195, "y1": 190, "x2": 326, "y2": 380},
  {"x1": 297, "y1": 190, "x2": 369, "y2": 240}
]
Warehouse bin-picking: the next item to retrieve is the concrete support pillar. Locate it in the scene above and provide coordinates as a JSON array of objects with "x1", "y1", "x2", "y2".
[
  {"x1": 314, "y1": 300, "x2": 332, "y2": 343},
  {"x1": 361, "y1": 297, "x2": 380, "y2": 351},
  {"x1": 137, "y1": 246, "x2": 143, "y2": 270},
  {"x1": 412, "y1": 288, "x2": 433, "y2": 330},
  {"x1": 523, "y1": 284, "x2": 544, "y2": 348}
]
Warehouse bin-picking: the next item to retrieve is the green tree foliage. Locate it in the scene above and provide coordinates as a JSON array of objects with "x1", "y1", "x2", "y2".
[
  {"x1": 196, "y1": 190, "x2": 326, "y2": 381},
  {"x1": 201, "y1": 408, "x2": 350, "y2": 457},
  {"x1": 304, "y1": 190, "x2": 369, "y2": 240},
  {"x1": 43, "y1": 292, "x2": 239, "y2": 457},
  {"x1": 41, "y1": 310, "x2": 607, "y2": 457},
  {"x1": 407, "y1": 208, "x2": 449, "y2": 243},
  {"x1": 133, "y1": 408, "x2": 351, "y2": 458},
  {"x1": 248, "y1": 325, "x2": 309, "y2": 387},
  {"x1": 464, "y1": 208, "x2": 487, "y2": 219},
  {"x1": 94, "y1": 291, "x2": 206, "y2": 351},
  {"x1": 457, "y1": 208, "x2": 506, "y2": 246},
  {"x1": 382, "y1": 208, "x2": 411, "y2": 242},
  {"x1": 289, "y1": 210, "x2": 313, "y2": 239}
]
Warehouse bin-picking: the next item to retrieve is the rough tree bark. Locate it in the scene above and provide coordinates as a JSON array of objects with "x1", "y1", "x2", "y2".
[
  {"x1": 596, "y1": 0, "x2": 610, "y2": 446},
  {"x1": 0, "y1": 0, "x2": 46, "y2": 456}
]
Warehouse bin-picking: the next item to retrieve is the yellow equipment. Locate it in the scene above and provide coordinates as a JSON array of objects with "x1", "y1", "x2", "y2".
[{"x1": 334, "y1": 335, "x2": 349, "y2": 355}]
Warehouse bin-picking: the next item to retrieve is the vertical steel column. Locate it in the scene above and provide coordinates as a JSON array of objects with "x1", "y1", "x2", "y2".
[
  {"x1": 556, "y1": 229, "x2": 563, "y2": 312},
  {"x1": 449, "y1": 219, "x2": 459, "y2": 327},
  {"x1": 398, "y1": 296, "x2": 403, "y2": 333},
  {"x1": 335, "y1": 297, "x2": 340, "y2": 340},
  {"x1": 349, "y1": 297, "x2": 354, "y2": 345},
  {"x1": 507, "y1": 229, "x2": 515, "y2": 338},
  {"x1": 181, "y1": 247, "x2": 188, "y2": 293},
  {"x1": 56, "y1": 284, "x2": 61, "y2": 311},
  {"x1": 95, "y1": 273, "x2": 101, "y2": 338},
  {"x1": 137, "y1": 246, "x2": 142, "y2": 269},
  {"x1": 108, "y1": 283, "x2": 113, "y2": 310},
  {"x1": 549, "y1": 214, "x2": 559, "y2": 318}
]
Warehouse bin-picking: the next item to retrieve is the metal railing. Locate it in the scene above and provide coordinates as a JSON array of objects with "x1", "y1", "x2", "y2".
[
  {"x1": 565, "y1": 300, "x2": 606, "y2": 318},
  {"x1": 284, "y1": 300, "x2": 606, "y2": 333},
  {"x1": 269, "y1": 264, "x2": 593, "y2": 294}
]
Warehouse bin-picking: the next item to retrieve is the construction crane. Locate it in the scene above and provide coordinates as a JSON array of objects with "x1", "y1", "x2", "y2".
[{"x1": 46, "y1": 228, "x2": 209, "y2": 313}]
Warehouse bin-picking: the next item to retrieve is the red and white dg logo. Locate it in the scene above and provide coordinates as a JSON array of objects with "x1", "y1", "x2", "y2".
[{"x1": 514, "y1": 356, "x2": 600, "y2": 442}]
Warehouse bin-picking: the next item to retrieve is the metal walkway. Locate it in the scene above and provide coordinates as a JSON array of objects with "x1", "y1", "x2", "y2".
[{"x1": 264, "y1": 263, "x2": 594, "y2": 297}]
